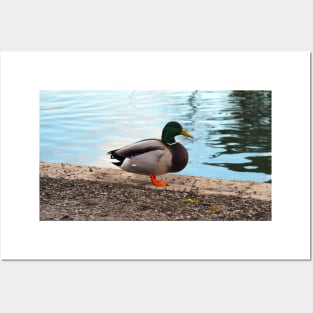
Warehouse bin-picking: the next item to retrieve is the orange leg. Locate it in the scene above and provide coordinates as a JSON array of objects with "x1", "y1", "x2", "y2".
[{"x1": 149, "y1": 173, "x2": 167, "y2": 187}]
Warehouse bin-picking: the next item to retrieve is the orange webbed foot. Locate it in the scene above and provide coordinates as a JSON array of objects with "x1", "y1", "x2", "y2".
[{"x1": 149, "y1": 173, "x2": 167, "y2": 187}]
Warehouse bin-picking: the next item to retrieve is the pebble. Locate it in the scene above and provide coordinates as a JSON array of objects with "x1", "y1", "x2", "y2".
[{"x1": 40, "y1": 176, "x2": 271, "y2": 221}]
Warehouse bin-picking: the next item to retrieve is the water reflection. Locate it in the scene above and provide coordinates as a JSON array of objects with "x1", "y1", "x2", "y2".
[
  {"x1": 40, "y1": 90, "x2": 271, "y2": 182},
  {"x1": 204, "y1": 91, "x2": 272, "y2": 180}
]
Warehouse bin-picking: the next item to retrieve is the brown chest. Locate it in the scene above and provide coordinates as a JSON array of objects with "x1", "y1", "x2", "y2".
[{"x1": 168, "y1": 143, "x2": 189, "y2": 172}]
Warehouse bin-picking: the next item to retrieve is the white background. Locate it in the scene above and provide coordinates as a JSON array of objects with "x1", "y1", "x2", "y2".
[
  {"x1": 0, "y1": 1, "x2": 312, "y2": 313},
  {"x1": 1, "y1": 52, "x2": 310, "y2": 260}
]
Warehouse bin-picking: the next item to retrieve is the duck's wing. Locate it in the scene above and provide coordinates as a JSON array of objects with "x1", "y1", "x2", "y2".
[
  {"x1": 109, "y1": 139, "x2": 166, "y2": 158},
  {"x1": 108, "y1": 139, "x2": 173, "y2": 175}
]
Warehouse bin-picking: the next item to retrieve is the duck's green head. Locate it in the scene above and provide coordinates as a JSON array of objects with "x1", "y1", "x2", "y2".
[{"x1": 161, "y1": 121, "x2": 193, "y2": 144}]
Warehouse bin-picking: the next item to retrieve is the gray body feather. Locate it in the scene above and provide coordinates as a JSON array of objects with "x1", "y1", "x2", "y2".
[{"x1": 108, "y1": 138, "x2": 188, "y2": 176}]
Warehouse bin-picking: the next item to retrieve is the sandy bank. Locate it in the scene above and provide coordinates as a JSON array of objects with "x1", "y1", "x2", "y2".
[
  {"x1": 40, "y1": 162, "x2": 271, "y2": 201},
  {"x1": 40, "y1": 162, "x2": 271, "y2": 221}
]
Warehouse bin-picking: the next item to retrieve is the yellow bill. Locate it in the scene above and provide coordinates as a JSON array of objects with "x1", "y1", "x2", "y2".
[{"x1": 180, "y1": 128, "x2": 193, "y2": 138}]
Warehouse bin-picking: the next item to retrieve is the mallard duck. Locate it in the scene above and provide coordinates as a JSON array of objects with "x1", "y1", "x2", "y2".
[{"x1": 108, "y1": 121, "x2": 193, "y2": 186}]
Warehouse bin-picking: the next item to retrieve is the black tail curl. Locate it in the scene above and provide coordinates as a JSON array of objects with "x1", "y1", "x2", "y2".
[{"x1": 107, "y1": 150, "x2": 125, "y2": 167}]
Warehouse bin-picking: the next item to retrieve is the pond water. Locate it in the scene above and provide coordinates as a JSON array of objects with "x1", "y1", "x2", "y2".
[{"x1": 40, "y1": 90, "x2": 271, "y2": 182}]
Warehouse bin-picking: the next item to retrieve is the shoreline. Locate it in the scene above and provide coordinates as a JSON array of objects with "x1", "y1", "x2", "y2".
[{"x1": 40, "y1": 162, "x2": 271, "y2": 221}]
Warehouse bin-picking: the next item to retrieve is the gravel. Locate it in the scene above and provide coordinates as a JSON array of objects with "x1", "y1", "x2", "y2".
[{"x1": 40, "y1": 176, "x2": 271, "y2": 221}]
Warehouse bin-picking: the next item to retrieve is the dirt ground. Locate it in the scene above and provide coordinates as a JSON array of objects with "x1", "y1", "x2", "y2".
[{"x1": 40, "y1": 162, "x2": 271, "y2": 221}]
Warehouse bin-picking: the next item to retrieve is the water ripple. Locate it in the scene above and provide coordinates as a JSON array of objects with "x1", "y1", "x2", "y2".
[{"x1": 40, "y1": 90, "x2": 271, "y2": 182}]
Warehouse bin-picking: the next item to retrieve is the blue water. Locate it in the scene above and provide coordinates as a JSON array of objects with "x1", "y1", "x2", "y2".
[{"x1": 40, "y1": 90, "x2": 271, "y2": 182}]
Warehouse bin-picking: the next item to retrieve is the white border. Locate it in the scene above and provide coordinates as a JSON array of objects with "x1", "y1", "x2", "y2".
[{"x1": 0, "y1": 52, "x2": 310, "y2": 259}]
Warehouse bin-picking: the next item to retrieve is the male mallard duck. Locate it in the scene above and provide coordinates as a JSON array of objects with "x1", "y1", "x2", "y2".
[{"x1": 108, "y1": 121, "x2": 193, "y2": 186}]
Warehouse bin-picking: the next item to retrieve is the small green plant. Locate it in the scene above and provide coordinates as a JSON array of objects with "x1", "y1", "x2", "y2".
[
  {"x1": 208, "y1": 205, "x2": 221, "y2": 212},
  {"x1": 182, "y1": 198, "x2": 200, "y2": 204}
]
